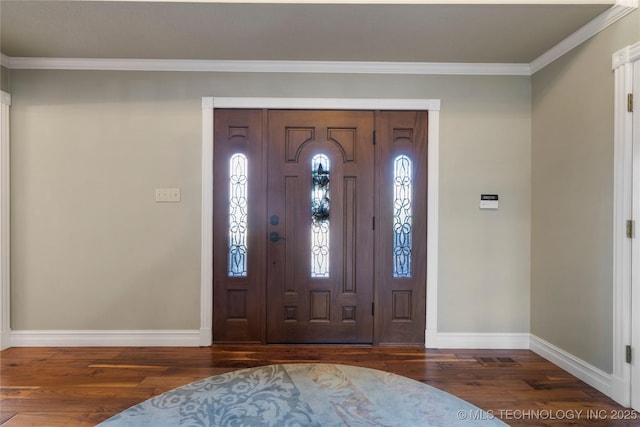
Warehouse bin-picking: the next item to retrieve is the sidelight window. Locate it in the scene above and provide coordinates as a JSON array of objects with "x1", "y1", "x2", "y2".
[
  {"x1": 228, "y1": 153, "x2": 248, "y2": 277},
  {"x1": 311, "y1": 154, "x2": 330, "y2": 278},
  {"x1": 393, "y1": 154, "x2": 413, "y2": 278}
]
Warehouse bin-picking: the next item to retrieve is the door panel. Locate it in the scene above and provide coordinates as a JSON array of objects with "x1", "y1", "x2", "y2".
[
  {"x1": 212, "y1": 109, "x2": 265, "y2": 343},
  {"x1": 266, "y1": 110, "x2": 375, "y2": 343},
  {"x1": 376, "y1": 111, "x2": 428, "y2": 345}
]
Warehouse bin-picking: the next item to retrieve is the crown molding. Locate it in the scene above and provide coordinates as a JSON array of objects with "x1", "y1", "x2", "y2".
[
  {"x1": 1, "y1": 1, "x2": 634, "y2": 76},
  {"x1": 529, "y1": 1, "x2": 637, "y2": 74},
  {"x1": 2, "y1": 57, "x2": 531, "y2": 76},
  {"x1": 33, "y1": 0, "x2": 625, "y2": 3}
]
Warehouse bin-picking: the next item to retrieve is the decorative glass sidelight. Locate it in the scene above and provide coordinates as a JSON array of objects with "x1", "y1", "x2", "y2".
[
  {"x1": 311, "y1": 154, "x2": 330, "y2": 278},
  {"x1": 393, "y1": 155, "x2": 413, "y2": 278},
  {"x1": 228, "y1": 153, "x2": 248, "y2": 277}
]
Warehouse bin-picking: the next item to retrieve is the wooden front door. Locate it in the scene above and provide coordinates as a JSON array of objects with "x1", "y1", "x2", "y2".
[
  {"x1": 212, "y1": 109, "x2": 427, "y2": 345},
  {"x1": 266, "y1": 110, "x2": 375, "y2": 343}
]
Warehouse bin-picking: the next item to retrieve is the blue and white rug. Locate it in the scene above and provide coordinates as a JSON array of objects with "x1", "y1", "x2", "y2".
[{"x1": 98, "y1": 363, "x2": 506, "y2": 426}]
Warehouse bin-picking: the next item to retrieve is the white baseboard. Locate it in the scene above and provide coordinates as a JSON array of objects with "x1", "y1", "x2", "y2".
[
  {"x1": 425, "y1": 330, "x2": 530, "y2": 349},
  {"x1": 6, "y1": 329, "x2": 529, "y2": 349},
  {"x1": 529, "y1": 334, "x2": 613, "y2": 398},
  {"x1": 9, "y1": 330, "x2": 201, "y2": 347}
]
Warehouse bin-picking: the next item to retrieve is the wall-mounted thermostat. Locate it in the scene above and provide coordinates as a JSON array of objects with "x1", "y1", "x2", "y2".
[{"x1": 480, "y1": 194, "x2": 499, "y2": 210}]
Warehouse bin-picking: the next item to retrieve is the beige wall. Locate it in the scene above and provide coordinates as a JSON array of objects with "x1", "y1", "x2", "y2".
[
  {"x1": 8, "y1": 70, "x2": 531, "y2": 334},
  {"x1": 531, "y1": 9, "x2": 640, "y2": 373}
]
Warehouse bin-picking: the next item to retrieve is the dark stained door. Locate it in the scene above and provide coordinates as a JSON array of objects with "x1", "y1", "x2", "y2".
[
  {"x1": 212, "y1": 108, "x2": 428, "y2": 345},
  {"x1": 266, "y1": 110, "x2": 375, "y2": 343},
  {"x1": 376, "y1": 111, "x2": 428, "y2": 345},
  {"x1": 212, "y1": 109, "x2": 266, "y2": 343}
]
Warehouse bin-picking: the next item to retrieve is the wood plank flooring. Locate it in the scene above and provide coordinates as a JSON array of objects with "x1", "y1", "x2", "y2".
[{"x1": 0, "y1": 346, "x2": 638, "y2": 426}]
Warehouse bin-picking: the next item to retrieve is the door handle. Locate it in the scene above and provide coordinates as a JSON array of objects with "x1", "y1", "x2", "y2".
[{"x1": 269, "y1": 231, "x2": 286, "y2": 243}]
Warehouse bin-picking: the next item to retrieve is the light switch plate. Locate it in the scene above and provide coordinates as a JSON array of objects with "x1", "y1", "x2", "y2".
[{"x1": 155, "y1": 188, "x2": 181, "y2": 202}]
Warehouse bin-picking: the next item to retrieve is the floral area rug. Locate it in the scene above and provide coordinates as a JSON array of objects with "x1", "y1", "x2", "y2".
[{"x1": 97, "y1": 363, "x2": 506, "y2": 426}]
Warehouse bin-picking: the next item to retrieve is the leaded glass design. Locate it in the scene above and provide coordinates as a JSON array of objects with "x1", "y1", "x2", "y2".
[
  {"x1": 393, "y1": 155, "x2": 413, "y2": 278},
  {"x1": 311, "y1": 154, "x2": 330, "y2": 278},
  {"x1": 228, "y1": 153, "x2": 248, "y2": 277}
]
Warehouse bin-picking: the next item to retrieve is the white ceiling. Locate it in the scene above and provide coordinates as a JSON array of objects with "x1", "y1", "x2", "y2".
[{"x1": 0, "y1": 0, "x2": 625, "y2": 66}]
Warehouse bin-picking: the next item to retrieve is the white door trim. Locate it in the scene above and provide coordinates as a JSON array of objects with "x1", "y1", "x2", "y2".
[
  {"x1": 200, "y1": 97, "x2": 440, "y2": 347},
  {"x1": 0, "y1": 91, "x2": 11, "y2": 351},
  {"x1": 631, "y1": 53, "x2": 640, "y2": 411},
  {"x1": 612, "y1": 40, "x2": 640, "y2": 407}
]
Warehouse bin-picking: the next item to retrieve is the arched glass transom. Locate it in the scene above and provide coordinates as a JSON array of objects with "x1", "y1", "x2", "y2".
[
  {"x1": 393, "y1": 155, "x2": 413, "y2": 278},
  {"x1": 228, "y1": 153, "x2": 248, "y2": 277},
  {"x1": 311, "y1": 154, "x2": 330, "y2": 278}
]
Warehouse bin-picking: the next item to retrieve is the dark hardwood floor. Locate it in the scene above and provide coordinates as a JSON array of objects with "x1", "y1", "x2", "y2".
[{"x1": 0, "y1": 345, "x2": 638, "y2": 426}]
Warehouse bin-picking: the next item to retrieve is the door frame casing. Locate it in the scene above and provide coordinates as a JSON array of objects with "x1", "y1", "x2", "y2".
[
  {"x1": 0, "y1": 91, "x2": 11, "y2": 351},
  {"x1": 612, "y1": 40, "x2": 640, "y2": 408},
  {"x1": 199, "y1": 97, "x2": 441, "y2": 347}
]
